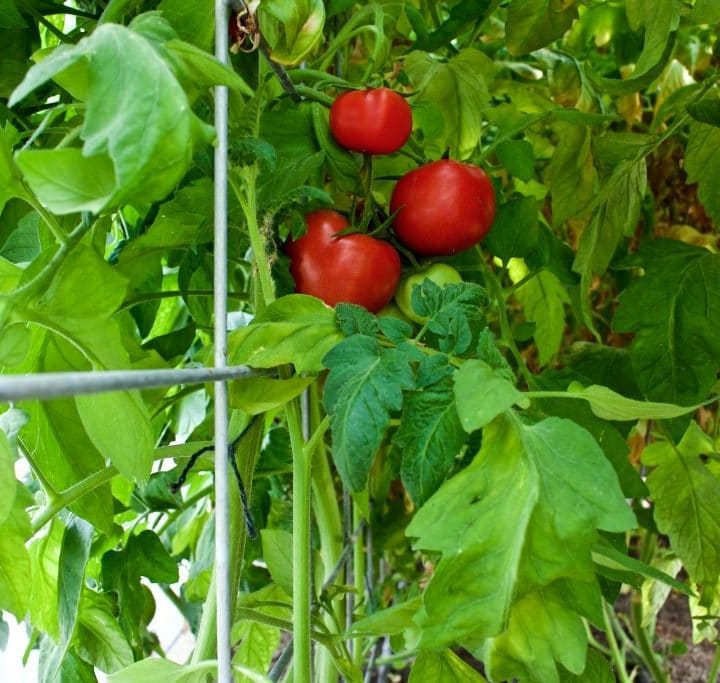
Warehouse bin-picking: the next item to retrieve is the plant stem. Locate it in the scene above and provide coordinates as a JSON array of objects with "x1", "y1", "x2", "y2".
[
  {"x1": 708, "y1": 643, "x2": 720, "y2": 683},
  {"x1": 476, "y1": 249, "x2": 534, "y2": 387},
  {"x1": 629, "y1": 598, "x2": 668, "y2": 683},
  {"x1": 31, "y1": 466, "x2": 118, "y2": 533},
  {"x1": 603, "y1": 602, "x2": 632, "y2": 683},
  {"x1": 27, "y1": 196, "x2": 67, "y2": 244},
  {"x1": 352, "y1": 502, "x2": 366, "y2": 667},
  {"x1": 192, "y1": 419, "x2": 265, "y2": 663}
]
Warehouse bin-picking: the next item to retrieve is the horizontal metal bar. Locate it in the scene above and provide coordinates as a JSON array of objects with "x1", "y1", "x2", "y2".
[{"x1": 0, "y1": 366, "x2": 255, "y2": 401}]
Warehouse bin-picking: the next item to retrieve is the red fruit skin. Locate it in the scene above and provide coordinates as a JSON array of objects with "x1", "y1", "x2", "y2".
[
  {"x1": 287, "y1": 210, "x2": 402, "y2": 313},
  {"x1": 390, "y1": 159, "x2": 496, "y2": 256},
  {"x1": 329, "y1": 88, "x2": 413, "y2": 155}
]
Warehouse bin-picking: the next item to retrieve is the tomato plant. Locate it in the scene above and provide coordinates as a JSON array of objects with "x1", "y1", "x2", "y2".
[
  {"x1": 390, "y1": 159, "x2": 497, "y2": 256},
  {"x1": 395, "y1": 263, "x2": 463, "y2": 323},
  {"x1": 286, "y1": 209, "x2": 401, "y2": 312},
  {"x1": 329, "y1": 88, "x2": 413, "y2": 155},
  {"x1": 1, "y1": 2, "x2": 720, "y2": 683}
]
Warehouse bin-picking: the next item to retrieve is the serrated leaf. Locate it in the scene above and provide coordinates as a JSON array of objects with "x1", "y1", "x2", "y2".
[
  {"x1": 411, "y1": 280, "x2": 487, "y2": 355},
  {"x1": 410, "y1": 649, "x2": 487, "y2": 682},
  {"x1": 29, "y1": 519, "x2": 64, "y2": 639},
  {"x1": 408, "y1": 414, "x2": 634, "y2": 661},
  {"x1": 485, "y1": 195, "x2": 539, "y2": 261},
  {"x1": 548, "y1": 123, "x2": 596, "y2": 227},
  {"x1": 228, "y1": 294, "x2": 342, "y2": 373},
  {"x1": 685, "y1": 121, "x2": 720, "y2": 224},
  {"x1": 229, "y1": 376, "x2": 314, "y2": 415},
  {"x1": 613, "y1": 240, "x2": 720, "y2": 404},
  {"x1": 405, "y1": 49, "x2": 495, "y2": 158},
  {"x1": 642, "y1": 423, "x2": 720, "y2": 587},
  {"x1": 336, "y1": 303, "x2": 379, "y2": 337},
  {"x1": 515, "y1": 270, "x2": 569, "y2": 365},
  {"x1": 323, "y1": 336, "x2": 414, "y2": 491},
  {"x1": 349, "y1": 596, "x2": 422, "y2": 637},
  {"x1": 573, "y1": 158, "x2": 647, "y2": 277},
  {"x1": 58, "y1": 517, "x2": 94, "y2": 664},
  {"x1": 455, "y1": 360, "x2": 529, "y2": 432},
  {"x1": 566, "y1": 382, "x2": 705, "y2": 421},
  {"x1": 505, "y1": 0, "x2": 578, "y2": 56},
  {"x1": 395, "y1": 376, "x2": 467, "y2": 505},
  {"x1": 0, "y1": 484, "x2": 32, "y2": 618}
]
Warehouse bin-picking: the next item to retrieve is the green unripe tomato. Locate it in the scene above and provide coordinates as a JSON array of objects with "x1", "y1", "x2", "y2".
[
  {"x1": 395, "y1": 263, "x2": 462, "y2": 323},
  {"x1": 377, "y1": 302, "x2": 414, "y2": 325}
]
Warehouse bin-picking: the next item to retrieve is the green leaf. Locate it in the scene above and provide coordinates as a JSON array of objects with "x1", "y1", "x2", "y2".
[
  {"x1": 408, "y1": 414, "x2": 634, "y2": 659},
  {"x1": 485, "y1": 196, "x2": 539, "y2": 261},
  {"x1": 232, "y1": 620, "x2": 281, "y2": 681},
  {"x1": 482, "y1": 585, "x2": 588, "y2": 682},
  {"x1": 229, "y1": 376, "x2": 314, "y2": 415},
  {"x1": 565, "y1": 382, "x2": 705, "y2": 421},
  {"x1": 156, "y1": 0, "x2": 213, "y2": 50},
  {"x1": 11, "y1": 24, "x2": 207, "y2": 212},
  {"x1": 454, "y1": 360, "x2": 529, "y2": 431},
  {"x1": 58, "y1": 517, "x2": 94, "y2": 662},
  {"x1": 76, "y1": 390, "x2": 154, "y2": 482},
  {"x1": 693, "y1": 0, "x2": 720, "y2": 24},
  {"x1": 109, "y1": 659, "x2": 224, "y2": 683},
  {"x1": 548, "y1": 123, "x2": 596, "y2": 227},
  {"x1": 685, "y1": 121, "x2": 720, "y2": 224},
  {"x1": 642, "y1": 423, "x2": 720, "y2": 587},
  {"x1": 515, "y1": 270, "x2": 569, "y2": 365},
  {"x1": 15, "y1": 148, "x2": 116, "y2": 215},
  {"x1": 323, "y1": 336, "x2": 414, "y2": 491},
  {"x1": 0, "y1": 0, "x2": 26, "y2": 29},
  {"x1": 406, "y1": 49, "x2": 495, "y2": 158},
  {"x1": 310, "y1": 103, "x2": 360, "y2": 193},
  {"x1": 0, "y1": 123, "x2": 29, "y2": 213},
  {"x1": 687, "y1": 99, "x2": 720, "y2": 128},
  {"x1": 410, "y1": 280, "x2": 488, "y2": 355},
  {"x1": 591, "y1": 542, "x2": 692, "y2": 596},
  {"x1": 495, "y1": 139, "x2": 535, "y2": 181},
  {"x1": 410, "y1": 649, "x2": 487, "y2": 682},
  {"x1": 505, "y1": 0, "x2": 578, "y2": 56},
  {"x1": 0, "y1": 429, "x2": 15, "y2": 525},
  {"x1": 613, "y1": 240, "x2": 720, "y2": 404},
  {"x1": 259, "y1": 0, "x2": 326, "y2": 66},
  {"x1": 349, "y1": 596, "x2": 423, "y2": 637},
  {"x1": 394, "y1": 375, "x2": 467, "y2": 505},
  {"x1": 573, "y1": 158, "x2": 647, "y2": 277},
  {"x1": 75, "y1": 589, "x2": 134, "y2": 673},
  {"x1": 412, "y1": 0, "x2": 492, "y2": 52},
  {"x1": 558, "y1": 649, "x2": 615, "y2": 683},
  {"x1": 260, "y1": 529, "x2": 294, "y2": 596},
  {"x1": 29, "y1": 518, "x2": 65, "y2": 639},
  {"x1": 229, "y1": 295, "x2": 343, "y2": 373},
  {"x1": 0, "y1": 485, "x2": 32, "y2": 618},
  {"x1": 586, "y1": 1, "x2": 678, "y2": 95}
]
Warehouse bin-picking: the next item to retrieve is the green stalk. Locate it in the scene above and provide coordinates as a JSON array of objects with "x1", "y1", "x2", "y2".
[
  {"x1": 309, "y1": 386, "x2": 344, "y2": 683},
  {"x1": 233, "y1": 158, "x2": 312, "y2": 682},
  {"x1": 708, "y1": 644, "x2": 720, "y2": 683},
  {"x1": 629, "y1": 599, "x2": 668, "y2": 683},
  {"x1": 31, "y1": 466, "x2": 118, "y2": 533},
  {"x1": 192, "y1": 419, "x2": 265, "y2": 663},
  {"x1": 602, "y1": 602, "x2": 632, "y2": 683},
  {"x1": 352, "y1": 502, "x2": 366, "y2": 667}
]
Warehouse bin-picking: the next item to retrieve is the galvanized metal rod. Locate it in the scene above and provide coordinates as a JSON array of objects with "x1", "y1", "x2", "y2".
[
  {"x1": 0, "y1": 366, "x2": 254, "y2": 401},
  {"x1": 214, "y1": 0, "x2": 233, "y2": 680}
]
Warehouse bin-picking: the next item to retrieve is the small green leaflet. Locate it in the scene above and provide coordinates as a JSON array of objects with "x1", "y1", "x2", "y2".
[
  {"x1": 228, "y1": 294, "x2": 342, "y2": 373},
  {"x1": 229, "y1": 376, "x2": 314, "y2": 415},
  {"x1": 685, "y1": 121, "x2": 720, "y2": 224},
  {"x1": 514, "y1": 270, "x2": 569, "y2": 365},
  {"x1": 0, "y1": 484, "x2": 32, "y2": 618},
  {"x1": 410, "y1": 649, "x2": 487, "y2": 682},
  {"x1": 405, "y1": 48, "x2": 495, "y2": 158},
  {"x1": 485, "y1": 195, "x2": 539, "y2": 261},
  {"x1": 613, "y1": 240, "x2": 720, "y2": 405},
  {"x1": 349, "y1": 596, "x2": 423, "y2": 637},
  {"x1": 565, "y1": 382, "x2": 708, "y2": 421},
  {"x1": 394, "y1": 375, "x2": 467, "y2": 505},
  {"x1": 0, "y1": 429, "x2": 15, "y2": 525},
  {"x1": 505, "y1": 0, "x2": 578, "y2": 56},
  {"x1": 642, "y1": 423, "x2": 720, "y2": 588},
  {"x1": 323, "y1": 336, "x2": 414, "y2": 491},
  {"x1": 455, "y1": 360, "x2": 529, "y2": 431}
]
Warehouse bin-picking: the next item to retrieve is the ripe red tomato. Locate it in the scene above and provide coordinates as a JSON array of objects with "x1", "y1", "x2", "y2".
[
  {"x1": 390, "y1": 159, "x2": 496, "y2": 256},
  {"x1": 286, "y1": 210, "x2": 401, "y2": 312},
  {"x1": 329, "y1": 88, "x2": 412, "y2": 155}
]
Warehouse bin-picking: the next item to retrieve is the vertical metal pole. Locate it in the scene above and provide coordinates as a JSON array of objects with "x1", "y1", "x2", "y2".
[{"x1": 214, "y1": 0, "x2": 232, "y2": 681}]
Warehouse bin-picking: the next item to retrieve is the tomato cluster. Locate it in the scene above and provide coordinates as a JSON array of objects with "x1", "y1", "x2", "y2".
[{"x1": 286, "y1": 88, "x2": 496, "y2": 314}]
